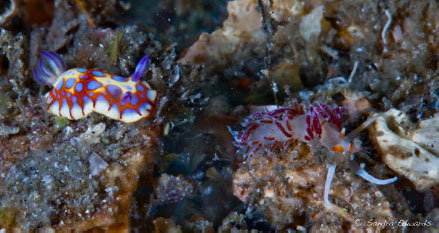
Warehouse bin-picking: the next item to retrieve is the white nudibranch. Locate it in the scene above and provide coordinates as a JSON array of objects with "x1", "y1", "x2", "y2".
[{"x1": 228, "y1": 101, "x2": 398, "y2": 206}]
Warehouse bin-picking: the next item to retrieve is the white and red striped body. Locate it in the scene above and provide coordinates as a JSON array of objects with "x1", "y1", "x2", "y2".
[{"x1": 229, "y1": 101, "x2": 352, "y2": 159}]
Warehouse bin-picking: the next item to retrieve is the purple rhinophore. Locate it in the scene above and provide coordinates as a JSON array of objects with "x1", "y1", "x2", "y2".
[
  {"x1": 33, "y1": 51, "x2": 67, "y2": 86},
  {"x1": 130, "y1": 54, "x2": 149, "y2": 82}
]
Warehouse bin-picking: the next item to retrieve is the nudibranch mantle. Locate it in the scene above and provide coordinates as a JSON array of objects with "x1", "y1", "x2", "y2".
[{"x1": 34, "y1": 51, "x2": 157, "y2": 123}]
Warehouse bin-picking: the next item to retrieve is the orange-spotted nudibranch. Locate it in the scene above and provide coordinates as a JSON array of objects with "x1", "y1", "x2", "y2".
[{"x1": 33, "y1": 51, "x2": 157, "y2": 123}]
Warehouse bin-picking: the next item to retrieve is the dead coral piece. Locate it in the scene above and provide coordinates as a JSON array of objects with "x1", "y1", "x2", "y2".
[
  {"x1": 0, "y1": 123, "x2": 19, "y2": 136},
  {"x1": 0, "y1": 0, "x2": 17, "y2": 25},
  {"x1": 54, "y1": 147, "x2": 154, "y2": 232},
  {"x1": 217, "y1": 212, "x2": 247, "y2": 232},
  {"x1": 88, "y1": 152, "x2": 108, "y2": 176},
  {"x1": 410, "y1": 115, "x2": 439, "y2": 155},
  {"x1": 45, "y1": 0, "x2": 88, "y2": 52},
  {"x1": 268, "y1": 0, "x2": 304, "y2": 21},
  {"x1": 0, "y1": 123, "x2": 157, "y2": 231},
  {"x1": 341, "y1": 90, "x2": 372, "y2": 122},
  {"x1": 37, "y1": 0, "x2": 124, "y2": 53},
  {"x1": 178, "y1": 0, "x2": 266, "y2": 67},
  {"x1": 369, "y1": 109, "x2": 439, "y2": 191},
  {"x1": 1, "y1": 149, "x2": 102, "y2": 229},
  {"x1": 299, "y1": 6, "x2": 324, "y2": 42},
  {"x1": 78, "y1": 123, "x2": 106, "y2": 145},
  {"x1": 232, "y1": 144, "x2": 404, "y2": 230},
  {"x1": 0, "y1": 29, "x2": 29, "y2": 108}
]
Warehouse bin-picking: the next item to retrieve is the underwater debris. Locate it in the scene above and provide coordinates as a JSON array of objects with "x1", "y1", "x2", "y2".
[
  {"x1": 0, "y1": 122, "x2": 19, "y2": 136},
  {"x1": 217, "y1": 212, "x2": 247, "y2": 232},
  {"x1": 178, "y1": 0, "x2": 266, "y2": 68},
  {"x1": 0, "y1": 131, "x2": 156, "y2": 231},
  {"x1": 33, "y1": 51, "x2": 157, "y2": 123},
  {"x1": 153, "y1": 217, "x2": 182, "y2": 233},
  {"x1": 0, "y1": 29, "x2": 29, "y2": 108},
  {"x1": 88, "y1": 152, "x2": 108, "y2": 176},
  {"x1": 340, "y1": 91, "x2": 372, "y2": 122},
  {"x1": 1, "y1": 149, "x2": 102, "y2": 229},
  {"x1": 299, "y1": 6, "x2": 324, "y2": 42},
  {"x1": 381, "y1": 9, "x2": 392, "y2": 53},
  {"x1": 0, "y1": 0, "x2": 17, "y2": 25},
  {"x1": 232, "y1": 144, "x2": 403, "y2": 230},
  {"x1": 78, "y1": 123, "x2": 106, "y2": 144},
  {"x1": 369, "y1": 109, "x2": 439, "y2": 190},
  {"x1": 41, "y1": 0, "x2": 124, "y2": 52},
  {"x1": 154, "y1": 174, "x2": 193, "y2": 205},
  {"x1": 45, "y1": 0, "x2": 87, "y2": 52}
]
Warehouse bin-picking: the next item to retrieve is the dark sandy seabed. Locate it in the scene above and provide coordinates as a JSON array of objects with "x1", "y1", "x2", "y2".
[{"x1": 1, "y1": 0, "x2": 439, "y2": 232}]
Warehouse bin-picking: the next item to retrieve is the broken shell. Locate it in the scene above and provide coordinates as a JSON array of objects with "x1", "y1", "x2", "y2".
[
  {"x1": 0, "y1": 0, "x2": 17, "y2": 25},
  {"x1": 369, "y1": 109, "x2": 439, "y2": 190}
]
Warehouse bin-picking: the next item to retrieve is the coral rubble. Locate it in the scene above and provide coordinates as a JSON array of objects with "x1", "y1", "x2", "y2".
[
  {"x1": 232, "y1": 143, "x2": 408, "y2": 231},
  {"x1": 370, "y1": 109, "x2": 439, "y2": 191},
  {"x1": 154, "y1": 174, "x2": 193, "y2": 205},
  {"x1": 178, "y1": 0, "x2": 266, "y2": 68}
]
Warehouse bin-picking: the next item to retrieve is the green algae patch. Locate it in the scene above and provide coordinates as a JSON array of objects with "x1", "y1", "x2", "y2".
[{"x1": 54, "y1": 116, "x2": 68, "y2": 130}]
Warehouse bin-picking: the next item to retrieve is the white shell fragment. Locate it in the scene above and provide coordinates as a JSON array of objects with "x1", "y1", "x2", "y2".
[
  {"x1": 300, "y1": 6, "x2": 324, "y2": 41},
  {"x1": 369, "y1": 109, "x2": 439, "y2": 190},
  {"x1": 88, "y1": 153, "x2": 109, "y2": 176},
  {"x1": 78, "y1": 123, "x2": 106, "y2": 144}
]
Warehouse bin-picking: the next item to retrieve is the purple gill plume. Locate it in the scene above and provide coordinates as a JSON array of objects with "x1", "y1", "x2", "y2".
[{"x1": 33, "y1": 51, "x2": 66, "y2": 86}]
